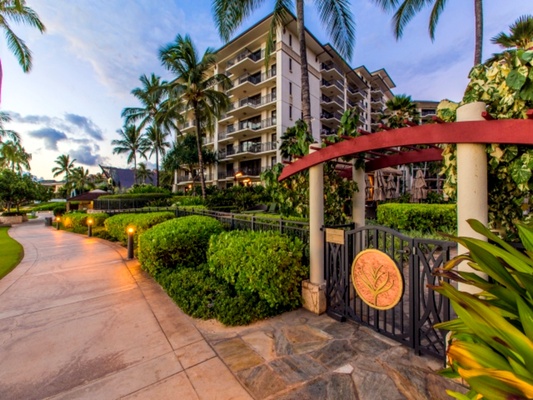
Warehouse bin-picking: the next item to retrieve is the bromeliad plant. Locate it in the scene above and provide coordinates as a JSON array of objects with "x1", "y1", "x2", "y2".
[{"x1": 433, "y1": 219, "x2": 533, "y2": 399}]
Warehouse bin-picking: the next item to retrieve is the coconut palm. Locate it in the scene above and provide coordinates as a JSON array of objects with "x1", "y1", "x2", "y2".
[
  {"x1": 121, "y1": 74, "x2": 166, "y2": 130},
  {"x1": 0, "y1": 139, "x2": 30, "y2": 173},
  {"x1": 492, "y1": 14, "x2": 533, "y2": 50},
  {"x1": 0, "y1": 0, "x2": 46, "y2": 73},
  {"x1": 143, "y1": 125, "x2": 169, "y2": 187},
  {"x1": 382, "y1": 94, "x2": 419, "y2": 128},
  {"x1": 0, "y1": 111, "x2": 20, "y2": 142},
  {"x1": 70, "y1": 166, "x2": 94, "y2": 195},
  {"x1": 51, "y1": 154, "x2": 76, "y2": 181},
  {"x1": 212, "y1": 0, "x2": 355, "y2": 137},
  {"x1": 111, "y1": 124, "x2": 147, "y2": 184},
  {"x1": 373, "y1": 0, "x2": 484, "y2": 65},
  {"x1": 159, "y1": 34, "x2": 231, "y2": 198},
  {"x1": 136, "y1": 162, "x2": 152, "y2": 184}
]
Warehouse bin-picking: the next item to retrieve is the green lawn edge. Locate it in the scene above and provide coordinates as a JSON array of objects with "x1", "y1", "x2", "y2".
[{"x1": 0, "y1": 227, "x2": 24, "y2": 279}]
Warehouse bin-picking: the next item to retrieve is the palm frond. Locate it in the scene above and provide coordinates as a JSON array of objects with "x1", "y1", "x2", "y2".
[{"x1": 315, "y1": 0, "x2": 356, "y2": 59}]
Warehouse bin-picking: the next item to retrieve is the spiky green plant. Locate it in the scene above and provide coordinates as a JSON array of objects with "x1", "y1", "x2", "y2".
[{"x1": 434, "y1": 219, "x2": 533, "y2": 400}]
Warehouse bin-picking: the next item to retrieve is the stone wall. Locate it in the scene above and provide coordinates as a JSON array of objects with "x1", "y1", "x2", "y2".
[{"x1": 0, "y1": 215, "x2": 28, "y2": 224}]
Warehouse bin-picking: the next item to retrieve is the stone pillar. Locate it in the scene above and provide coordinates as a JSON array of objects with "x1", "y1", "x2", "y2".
[
  {"x1": 301, "y1": 145, "x2": 326, "y2": 314},
  {"x1": 456, "y1": 101, "x2": 488, "y2": 293},
  {"x1": 172, "y1": 169, "x2": 179, "y2": 193},
  {"x1": 352, "y1": 165, "x2": 366, "y2": 228}
]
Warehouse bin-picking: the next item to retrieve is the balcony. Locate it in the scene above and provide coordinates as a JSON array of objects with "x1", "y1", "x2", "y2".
[
  {"x1": 231, "y1": 141, "x2": 277, "y2": 160},
  {"x1": 231, "y1": 69, "x2": 277, "y2": 98},
  {"x1": 321, "y1": 110, "x2": 342, "y2": 130},
  {"x1": 178, "y1": 120, "x2": 197, "y2": 134},
  {"x1": 321, "y1": 62, "x2": 343, "y2": 81},
  {"x1": 347, "y1": 86, "x2": 365, "y2": 100},
  {"x1": 226, "y1": 49, "x2": 270, "y2": 76},
  {"x1": 229, "y1": 93, "x2": 277, "y2": 119},
  {"x1": 176, "y1": 173, "x2": 214, "y2": 184},
  {"x1": 321, "y1": 94, "x2": 344, "y2": 112},
  {"x1": 320, "y1": 78, "x2": 343, "y2": 97},
  {"x1": 371, "y1": 99, "x2": 385, "y2": 110}
]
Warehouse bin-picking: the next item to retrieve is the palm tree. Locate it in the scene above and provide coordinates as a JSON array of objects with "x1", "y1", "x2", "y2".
[
  {"x1": 491, "y1": 14, "x2": 533, "y2": 50},
  {"x1": 121, "y1": 74, "x2": 166, "y2": 129},
  {"x1": 52, "y1": 154, "x2": 76, "y2": 181},
  {"x1": 111, "y1": 124, "x2": 147, "y2": 184},
  {"x1": 0, "y1": 112, "x2": 20, "y2": 142},
  {"x1": 373, "y1": 0, "x2": 484, "y2": 65},
  {"x1": 143, "y1": 125, "x2": 169, "y2": 187},
  {"x1": 70, "y1": 166, "x2": 93, "y2": 195},
  {"x1": 381, "y1": 94, "x2": 419, "y2": 128},
  {"x1": 0, "y1": 139, "x2": 30, "y2": 173},
  {"x1": 213, "y1": 1, "x2": 355, "y2": 137},
  {"x1": 136, "y1": 162, "x2": 152, "y2": 184},
  {"x1": 159, "y1": 34, "x2": 231, "y2": 199}
]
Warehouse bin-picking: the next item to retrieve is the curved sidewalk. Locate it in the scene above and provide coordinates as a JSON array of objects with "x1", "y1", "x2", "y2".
[{"x1": 0, "y1": 215, "x2": 252, "y2": 400}]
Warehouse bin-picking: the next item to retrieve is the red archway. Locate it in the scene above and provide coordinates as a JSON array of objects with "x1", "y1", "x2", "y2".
[{"x1": 279, "y1": 111, "x2": 533, "y2": 181}]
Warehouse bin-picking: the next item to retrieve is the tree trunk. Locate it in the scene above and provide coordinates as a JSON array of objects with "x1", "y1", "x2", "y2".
[
  {"x1": 474, "y1": 0, "x2": 483, "y2": 65},
  {"x1": 194, "y1": 108, "x2": 207, "y2": 199},
  {"x1": 155, "y1": 149, "x2": 159, "y2": 187},
  {"x1": 133, "y1": 155, "x2": 137, "y2": 185},
  {"x1": 296, "y1": 0, "x2": 313, "y2": 139}
]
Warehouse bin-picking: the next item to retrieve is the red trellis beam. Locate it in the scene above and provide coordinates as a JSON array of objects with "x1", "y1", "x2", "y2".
[{"x1": 279, "y1": 117, "x2": 533, "y2": 181}]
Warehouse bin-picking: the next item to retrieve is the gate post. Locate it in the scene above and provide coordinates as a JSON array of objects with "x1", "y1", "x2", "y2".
[
  {"x1": 301, "y1": 144, "x2": 326, "y2": 315},
  {"x1": 456, "y1": 101, "x2": 489, "y2": 293},
  {"x1": 352, "y1": 164, "x2": 366, "y2": 228}
]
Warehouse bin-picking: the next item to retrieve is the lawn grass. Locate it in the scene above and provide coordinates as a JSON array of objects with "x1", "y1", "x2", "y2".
[{"x1": 0, "y1": 227, "x2": 24, "y2": 279}]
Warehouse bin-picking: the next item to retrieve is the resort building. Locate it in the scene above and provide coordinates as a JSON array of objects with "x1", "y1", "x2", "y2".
[{"x1": 175, "y1": 10, "x2": 396, "y2": 190}]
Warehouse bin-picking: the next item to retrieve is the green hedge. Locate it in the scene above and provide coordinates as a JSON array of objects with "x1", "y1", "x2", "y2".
[
  {"x1": 377, "y1": 203, "x2": 456, "y2": 233},
  {"x1": 172, "y1": 195, "x2": 205, "y2": 206},
  {"x1": 62, "y1": 212, "x2": 109, "y2": 232},
  {"x1": 95, "y1": 193, "x2": 172, "y2": 209},
  {"x1": 138, "y1": 215, "x2": 224, "y2": 276},
  {"x1": 104, "y1": 212, "x2": 174, "y2": 244},
  {"x1": 208, "y1": 230, "x2": 307, "y2": 310}
]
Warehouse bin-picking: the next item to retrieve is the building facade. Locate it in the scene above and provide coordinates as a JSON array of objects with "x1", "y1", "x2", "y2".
[{"x1": 175, "y1": 11, "x2": 396, "y2": 190}]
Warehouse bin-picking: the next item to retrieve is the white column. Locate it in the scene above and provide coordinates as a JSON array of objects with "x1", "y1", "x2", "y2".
[
  {"x1": 456, "y1": 101, "x2": 488, "y2": 292},
  {"x1": 352, "y1": 165, "x2": 366, "y2": 228},
  {"x1": 309, "y1": 145, "x2": 324, "y2": 285}
]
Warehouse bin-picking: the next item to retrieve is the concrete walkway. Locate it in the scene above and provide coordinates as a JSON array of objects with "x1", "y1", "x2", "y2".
[{"x1": 0, "y1": 215, "x2": 465, "y2": 399}]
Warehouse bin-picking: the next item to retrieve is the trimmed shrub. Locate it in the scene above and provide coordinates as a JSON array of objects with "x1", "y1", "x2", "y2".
[
  {"x1": 62, "y1": 212, "x2": 109, "y2": 233},
  {"x1": 138, "y1": 215, "x2": 224, "y2": 276},
  {"x1": 208, "y1": 230, "x2": 307, "y2": 310},
  {"x1": 172, "y1": 195, "x2": 204, "y2": 206},
  {"x1": 53, "y1": 205, "x2": 66, "y2": 216},
  {"x1": 1, "y1": 211, "x2": 27, "y2": 216},
  {"x1": 95, "y1": 193, "x2": 172, "y2": 210},
  {"x1": 104, "y1": 212, "x2": 174, "y2": 244},
  {"x1": 377, "y1": 203, "x2": 456, "y2": 234}
]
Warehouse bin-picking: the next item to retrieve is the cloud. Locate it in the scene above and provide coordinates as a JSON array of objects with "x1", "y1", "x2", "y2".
[
  {"x1": 28, "y1": 128, "x2": 67, "y2": 150},
  {"x1": 69, "y1": 145, "x2": 103, "y2": 167},
  {"x1": 64, "y1": 113, "x2": 104, "y2": 140}
]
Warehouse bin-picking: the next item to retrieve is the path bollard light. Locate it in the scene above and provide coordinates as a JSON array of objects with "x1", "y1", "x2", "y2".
[
  {"x1": 56, "y1": 216, "x2": 61, "y2": 230},
  {"x1": 87, "y1": 218, "x2": 93, "y2": 237},
  {"x1": 127, "y1": 226, "x2": 135, "y2": 259}
]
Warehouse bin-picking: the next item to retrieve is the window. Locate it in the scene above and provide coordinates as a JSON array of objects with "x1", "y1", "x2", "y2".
[
  {"x1": 289, "y1": 34, "x2": 292, "y2": 47},
  {"x1": 271, "y1": 156, "x2": 277, "y2": 166},
  {"x1": 289, "y1": 105, "x2": 292, "y2": 120},
  {"x1": 289, "y1": 82, "x2": 292, "y2": 95},
  {"x1": 289, "y1": 58, "x2": 292, "y2": 72}
]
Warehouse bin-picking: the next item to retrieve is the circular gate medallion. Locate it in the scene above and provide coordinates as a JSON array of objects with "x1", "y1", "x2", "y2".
[{"x1": 351, "y1": 249, "x2": 404, "y2": 310}]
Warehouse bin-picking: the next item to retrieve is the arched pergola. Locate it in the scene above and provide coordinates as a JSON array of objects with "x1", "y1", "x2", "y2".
[
  {"x1": 279, "y1": 109, "x2": 533, "y2": 180},
  {"x1": 278, "y1": 103, "x2": 533, "y2": 314}
]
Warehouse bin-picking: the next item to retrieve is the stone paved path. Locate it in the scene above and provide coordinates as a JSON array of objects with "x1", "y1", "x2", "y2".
[{"x1": 0, "y1": 214, "x2": 466, "y2": 399}]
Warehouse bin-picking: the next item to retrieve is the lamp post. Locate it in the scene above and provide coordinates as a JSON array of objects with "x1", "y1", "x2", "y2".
[
  {"x1": 56, "y1": 216, "x2": 61, "y2": 230},
  {"x1": 87, "y1": 218, "x2": 93, "y2": 237},
  {"x1": 127, "y1": 226, "x2": 135, "y2": 259}
]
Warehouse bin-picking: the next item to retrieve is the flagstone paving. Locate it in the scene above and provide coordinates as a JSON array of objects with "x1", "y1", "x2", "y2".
[{"x1": 0, "y1": 214, "x2": 466, "y2": 399}]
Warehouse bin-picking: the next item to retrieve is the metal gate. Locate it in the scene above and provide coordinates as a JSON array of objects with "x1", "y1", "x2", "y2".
[{"x1": 324, "y1": 224, "x2": 455, "y2": 359}]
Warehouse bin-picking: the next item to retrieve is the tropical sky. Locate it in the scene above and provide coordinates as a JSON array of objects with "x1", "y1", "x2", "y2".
[{"x1": 2, "y1": 0, "x2": 531, "y2": 180}]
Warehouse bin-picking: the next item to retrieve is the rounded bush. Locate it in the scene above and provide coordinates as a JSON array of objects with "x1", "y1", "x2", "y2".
[
  {"x1": 104, "y1": 212, "x2": 174, "y2": 244},
  {"x1": 139, "y1": 215, "x2": 224, "y2": 276},
  {"x1": 208, "y1": 230, "x2": 308, "y2": 310},
  {"x1": 53, "y1": 205, "x2": 66, "y2": 216}
]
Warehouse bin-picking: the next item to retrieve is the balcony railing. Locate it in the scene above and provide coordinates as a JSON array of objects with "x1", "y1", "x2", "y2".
[
  {"x1": 321, "y1": 78, "x2": 344, "y2": 91},
  {"x1": 320, "y1": 111, "x2": 343, "y2": 120},
  {"x1": 178, "y1": 120, "x2": 197, "y2": 130},
  {"x1": 321, "y1": 94, "x2": 343, "y2": 107},
  {"x1": 234, "y1": 69, "x2": 277, "y2": 87},
  {"x1": 238, "y1": 117, "x2": 277, "y2": 132},
  {"x1": 235, "y1": 93, "x2": 277, "y2": 109},
  {"x1": 227, "y1": 49, "x2": 265, "y2": 68},
  {"x1": 321, "y1": 62, "x2": 343, "y2": 76},
  {"x1": 176, "y1": 173, "x2": 214, "y2": 183},
  {"x1": 218, "y1": 141, "x2": 276, "y2": 160}
]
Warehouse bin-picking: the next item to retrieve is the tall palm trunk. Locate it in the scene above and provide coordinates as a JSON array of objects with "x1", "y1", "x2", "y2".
[
  {"x1": 155, "y1": 150, "x2": 159, "y2": 187},
  {"x1": 133, "y1": 155, "x2": 137, "y2": 185},
  {"x1": 296, "y1": 0, "x2": 313, "y2": 139},
  {"x1": 474, "y1": 0, "x2": 483, "y2": 65},
  {"x1": 194, "y1": 108, "x2": 207, "y2": 199}
]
